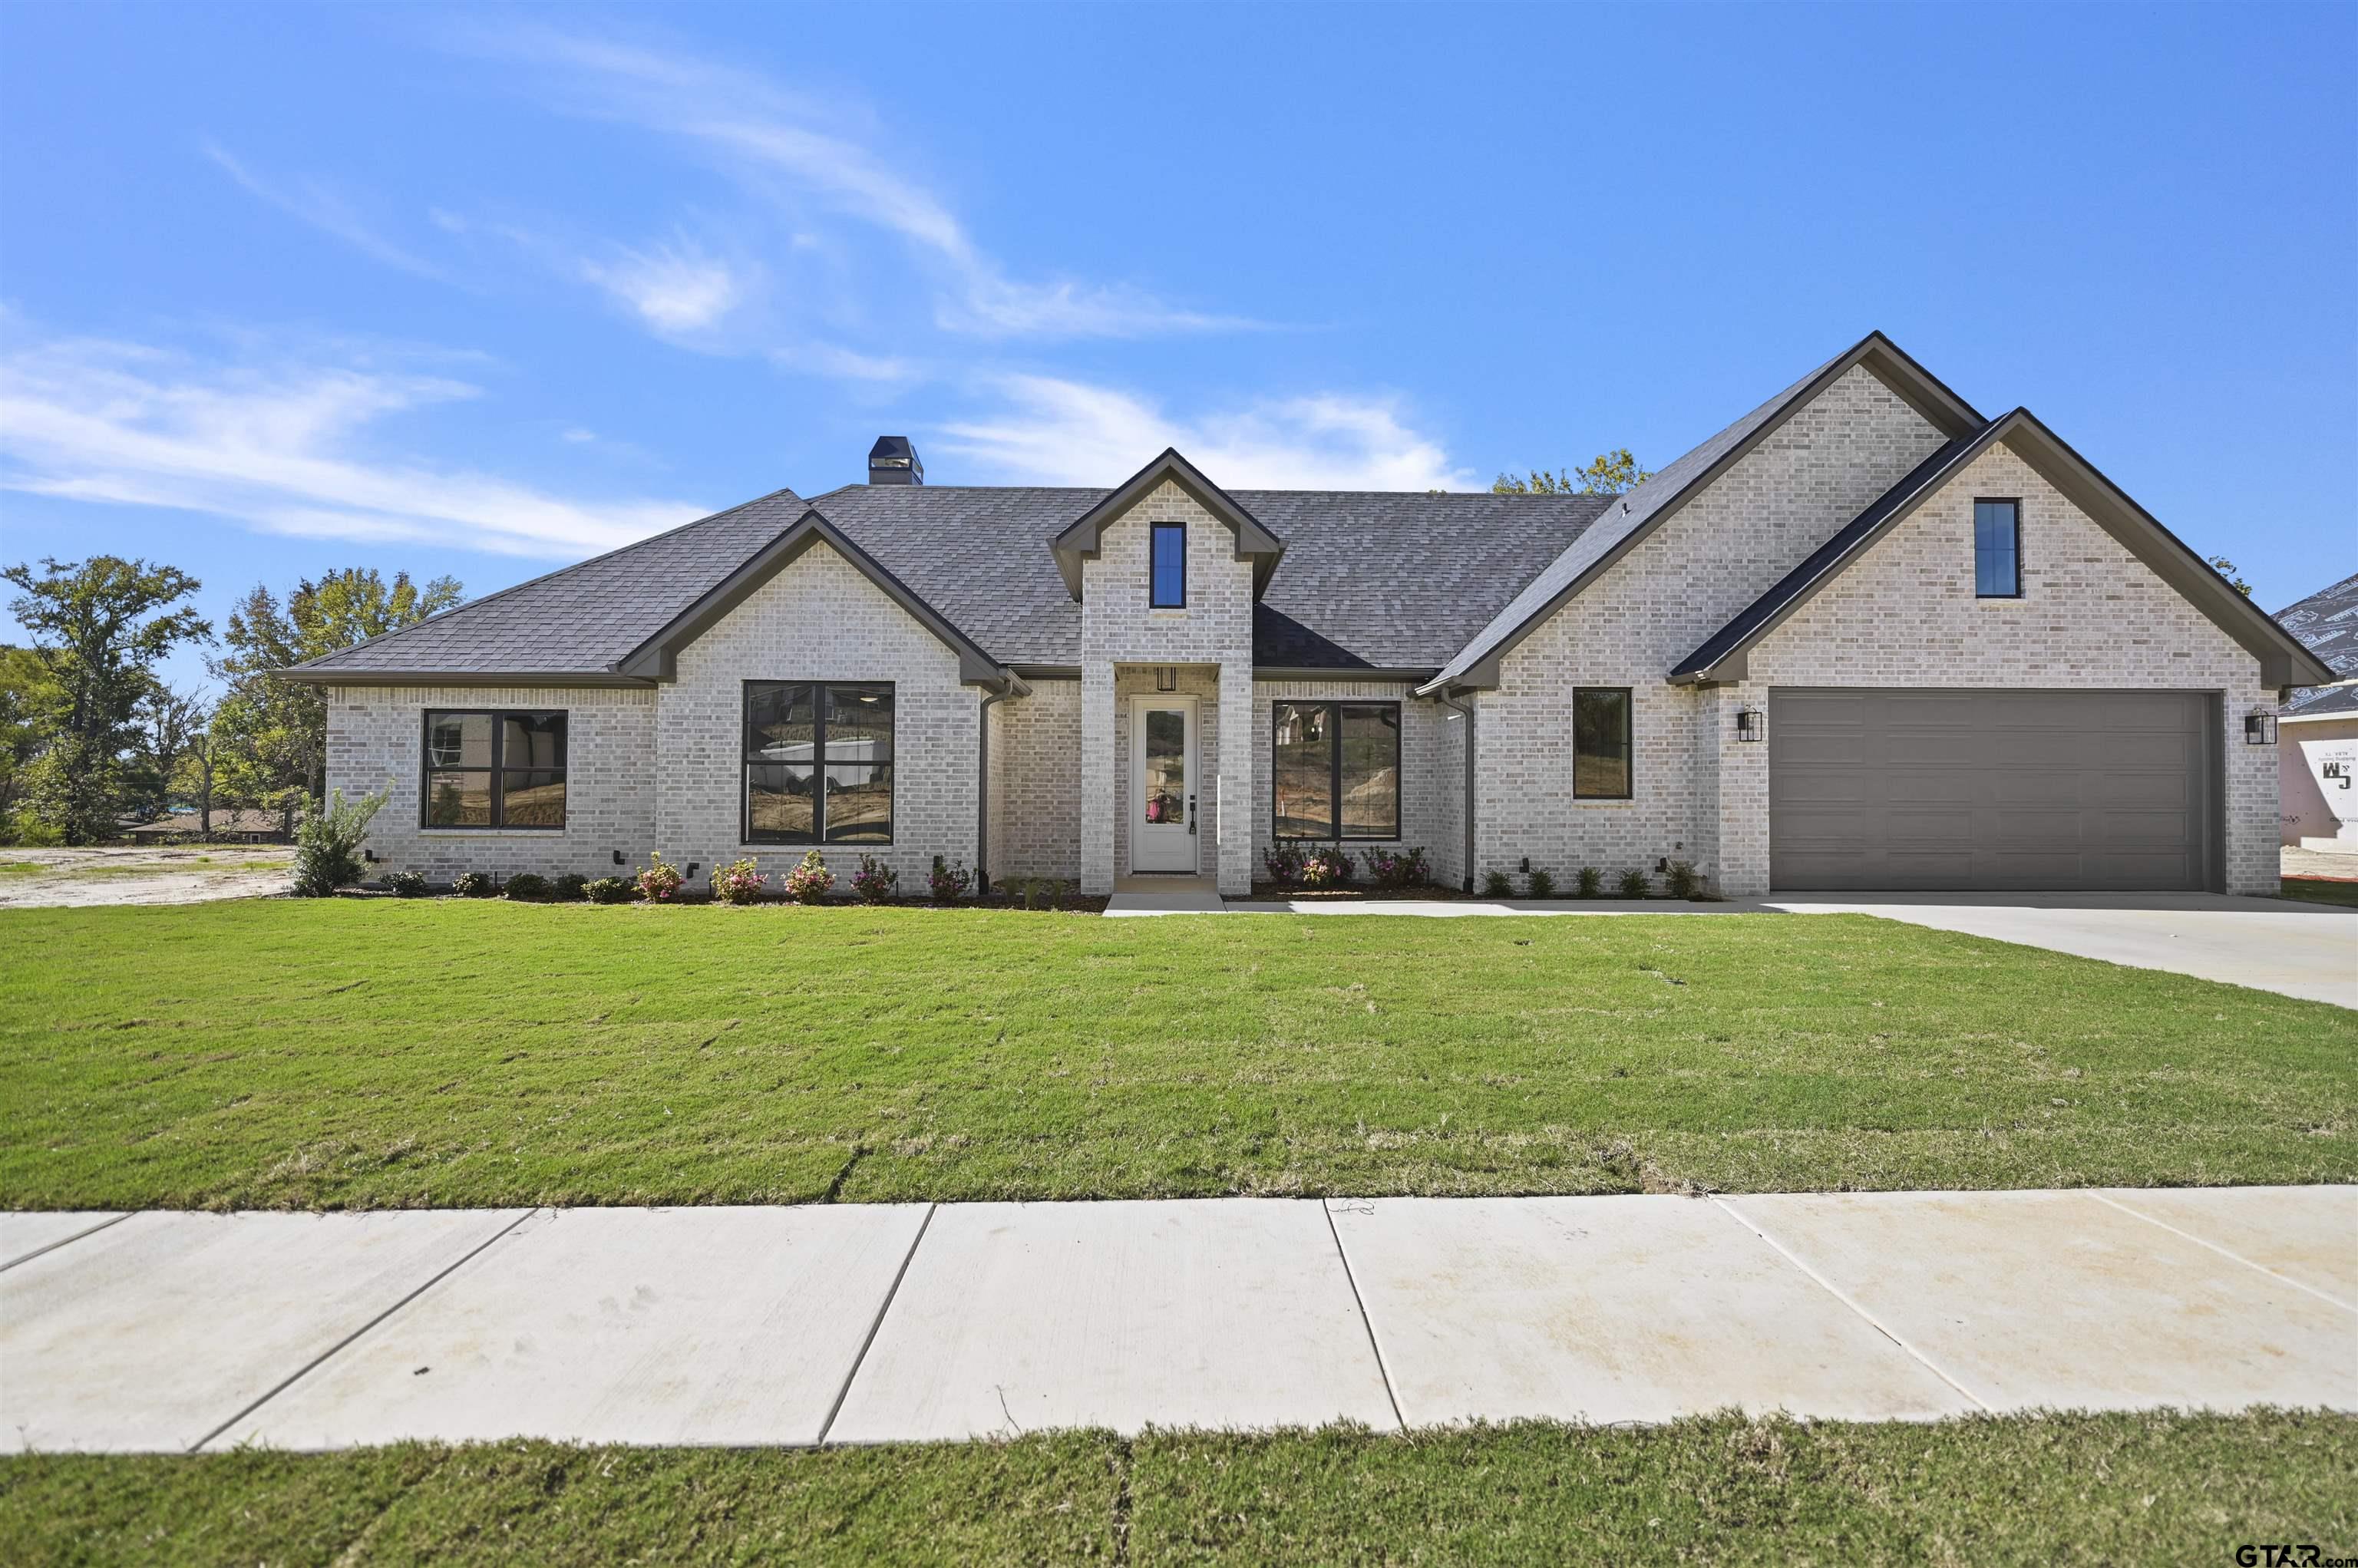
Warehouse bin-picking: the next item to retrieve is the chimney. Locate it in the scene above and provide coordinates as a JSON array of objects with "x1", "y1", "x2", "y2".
[{"x1": 867, "y1": 436, "x2": 923, "y2": 486}]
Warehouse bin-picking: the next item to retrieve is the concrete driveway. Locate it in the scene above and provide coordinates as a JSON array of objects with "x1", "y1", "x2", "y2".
[{"x1": 1762, "y1": 893, "x2": 2358, "y2": 1009}]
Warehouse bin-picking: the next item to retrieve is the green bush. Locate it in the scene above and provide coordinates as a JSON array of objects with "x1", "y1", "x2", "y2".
[
  {"x1": 584, "y1": 876, "x2": 636, "y2": 905},
  {"x1": 504, "y1": 872, "x2": 550, "y2": 902},
  {"x1": 552, "y1": 873, "x2": 589, "y2": 902},
  {"x1": 1526, "y1": 867, "x2": 1555, "y2": 899},
  {"x1": 1664, "y1": 860, "x2": 1700, "y2": 900},
  {"x1": 1577, "y1": 866, "x2": 1603, "y2": 898},
  {"x1": 453, "y1": 871, "x2": 501, "y2": 899},
  {"x1": 1481, "y1": 870, "x2": 1513, "y2": 899},
  {"x1": 1617, "y1": 868, "x2": 1652, "y2": 900},
  {"x1": 291, "y1": 788, "x2": 387, "y2": 897},
  {"x1": 385, "y1": 870, "x2": 428, "y2": 898}
]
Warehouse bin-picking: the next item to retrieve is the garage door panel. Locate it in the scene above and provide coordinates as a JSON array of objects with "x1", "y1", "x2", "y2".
[{"x1": 1769, "y1": 688, "x2": 2211, "y2": 892}]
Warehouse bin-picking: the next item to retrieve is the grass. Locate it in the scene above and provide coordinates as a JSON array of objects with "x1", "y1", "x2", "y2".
[
  {"x1": 2, "y1": 900, "x2": 2351, "y2": 1210},
  {"x1": 2283, "y1": 876, "x2": 2358, "y2": 908},
  {"x1": 2, "y1": 1413, "x2": 2350, "y2": 1565}
]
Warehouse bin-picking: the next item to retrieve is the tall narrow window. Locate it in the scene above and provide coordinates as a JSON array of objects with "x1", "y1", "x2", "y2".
[
  {"x1": 421, "y1": 710, "x2": 567, "y2": 828},
  {"x1": 1272, "y1": 700, "x2": 1400, "y2": 840},
  {"x1": 1975, "y1": 498, "x2": 2021, "y2": 597},
  {"x1": 1572, "y1": 688, "x2": 1632, "y2": 800},
  {"x1": 745, "y1": 682, "x2": 894, "y2": 844},
  {"x1": 1149, "y1": 521, "x2": 1187, "y2": 608}
]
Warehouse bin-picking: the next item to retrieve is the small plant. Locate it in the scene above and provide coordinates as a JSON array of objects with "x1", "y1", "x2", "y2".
[
  {"x1": 1047, "y1": 878, "x2": 1071, "y2": 910},
  {"x1": 1300, "y1": 846, "x2": 1355, "y2": 887},
  {"x1": 291, "y1": 787, "x2": 387, "y2": 897},
  {"x1": 1664, "y1": 860, "x2": 1700, "y2": 900},
  {"x1": 1481, "y1": 869, "x2": 1513, "y2": 899},
  {"x1": 385, "y1": 869, "x2": 428, "y2": 898},
  {"x1": 1262, "y1": 843, "x2": 1307, "y2": 886},
  {"x1": 585, "y1": 876, "x2": 636, "y2": 905},
  {"x1": 636, "y1": 851, "x2": 684, "y2": 903},
  {"x1": 850, "y1": 854, "x2": 897, "y2": 905},
  {"x1": 1618, "y1": 868, "x2": 1652, "y2": 900},
  {"x1": 552, "y1": 873, "x2": 589, "y2": 902},
  {"x1": 504, "y1": 872, "x2": 551, "y2": 902},
  {"x1": 1577, "y1": 866, "x2": 1603, "y2": 899},
  {"x1": 452, "y1": 870, "x2": 500, "y2": 898},
  {"x1": 928, "y1": 855, "x2": 973, "y2": 903},
  {"x1": 784, "y1": 850, "x2": 835, "y2": 905},
  {"x1": 1359, "y1": 845, "x2": 1430, "y2": 888},
  {"x1": 1526, "y1": 867, "x2": 1556, "y2": 899},
  {"x1": 713, "y1": 857, "x2": 768, "y2": 905}
]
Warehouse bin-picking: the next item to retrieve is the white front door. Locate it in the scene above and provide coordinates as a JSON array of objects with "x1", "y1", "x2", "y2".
[{"x1": 1130, "y1": 695, "x2": 1198, "y2": 873}]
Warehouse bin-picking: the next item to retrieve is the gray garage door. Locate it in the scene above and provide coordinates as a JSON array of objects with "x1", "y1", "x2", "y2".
[{"x1": 1768, "y1": 688, "x2": 2216, "y2": 891}]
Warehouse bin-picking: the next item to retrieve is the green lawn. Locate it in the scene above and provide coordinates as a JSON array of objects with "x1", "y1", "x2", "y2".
[
  {"x1": 2, "y1": 900, "x2": 2350, "y2": 1209},
  {"x1": 2284, "y1": 876, "x2": 2358, "y2": 908},
  {"x1": 2, "y1": 1413, "x2": 2349, "y2": 1565}
]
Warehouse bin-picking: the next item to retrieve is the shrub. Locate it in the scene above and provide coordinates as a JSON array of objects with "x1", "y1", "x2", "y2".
[
  {"x1": 850, "y1": 854, "x2": 897, "y2": 904},
  {"x1": 585, "y1": 876, "x2": 636, "y2": 905},
  {"x1": 712, "y1": 857, "x2": 768, "y2": 905},
  {"x1": 1481, "y1": 869, "x2": 1513, "y2": 899},
  {"x1": 1300, "y1": 846, "x2": 1355, "y2": 888},
  {"x1": 1262, "y1": 843, "x2": 1307, "y2": 886},
  {"x1": 504, "y1": 872, "x2": 551, "y2": 902},
  {"x1": 552, "y1": 873, "x2": 589, "y2": 902},
  {"x1": 1526, "y1": 867, "x2": 1556, "y2": 899},
  {"x1": 1576, "y1": 866, "x2": 1603, "y2": 899},
  {"x1": 783, "y1": 850, "x2": 834, "y2": 905},
  {"x1": 1664, "y1": 860, "x2": 1700, "y2": 900},
  {"x1": 928, "y1": 855, "x2": 973, "y2": 903},
  {"x1": 452, "y1": 870, "x2": 500, "y2": 899},
  {"x1": 1359, "y1": 845, "x2": 1430, "y2": 889},
  {"x1": 636, "y1": 851, "x2": 684, "y2": 903},
  {"x1": 291, "y1": 787, "x2": 387, "y2": 897},
  {"x1": 385, "y1": 869, "x2": 428, "y2": 898},
  {"x1": 1617, "y1": 868, "x2": 1652, "y2": 900}
]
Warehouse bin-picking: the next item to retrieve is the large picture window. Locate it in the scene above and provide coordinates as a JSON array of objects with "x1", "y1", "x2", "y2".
[
  {"x1": 744, "y1": 682, "x2": 895, "y2": 844},
  {"x1": 1272, "y1": 700, "x2": 1400, "y2": 840},
  {"x1": 422, "y1": 710, "x2": 567, "y2": 829},
  {"x1": 1573, "y1": 688, "x2": 1633, "y2": 800}
]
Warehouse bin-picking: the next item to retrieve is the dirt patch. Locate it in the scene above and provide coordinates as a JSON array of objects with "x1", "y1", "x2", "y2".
[
  {"x1": 2281, "y1": 845, "x2": 2358, "y2": 883},
  {"x1": 0, "y1": 846, "x2": 295, "y2": 908}
]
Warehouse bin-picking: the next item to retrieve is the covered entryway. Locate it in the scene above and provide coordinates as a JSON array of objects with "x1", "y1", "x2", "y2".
[
  {"x1": 1128, "y1": 694, "x2": 1199, "y2": 874},
  {"x1": 1768, "y1": 688, "x2": 2217, "y2": 891}
]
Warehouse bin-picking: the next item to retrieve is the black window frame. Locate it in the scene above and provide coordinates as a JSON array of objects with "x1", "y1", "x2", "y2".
[
  {"x1": 1148, "y1": 520, "x2": 1187, "y2": 609},
  {"x1": 741, "y1": 680, "x2": 897, "y2": 847},
  {"x1": 1973, "y1": 496, "x2": 2023, "y2": 599},
  {"x1": 1571, "y1": 687, "x2": 1634, "y2": 801},
  {"x1": 1270, "y1": 698, "x2": 1402, "y2": 842},
  {"x1": 418, "y1": 708, "x2": 568, "y2": 830}
]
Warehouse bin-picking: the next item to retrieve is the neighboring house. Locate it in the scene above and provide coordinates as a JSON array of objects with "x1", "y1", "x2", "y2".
[
  {"x1": 119, "y1": 809, "x2": 291, "y2": 844},
  {"x1": 285, "y1": 333, "x2": 2330, "y2": 898},
  {"x1": 2274, "y1": 571, "x2": 2358, "y2": 851}
]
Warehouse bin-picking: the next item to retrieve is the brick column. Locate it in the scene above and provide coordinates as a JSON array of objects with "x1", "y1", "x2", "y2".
[
  {"x1": 1216, "y1": 662, "x2": 1254, "y2": 896},
  {"x1": 1715, "y1": 683, "x2": 1770, "y2": 897},
  {"x1": 1081, "y1": 662, "x2": 1115, "y2": 894}
]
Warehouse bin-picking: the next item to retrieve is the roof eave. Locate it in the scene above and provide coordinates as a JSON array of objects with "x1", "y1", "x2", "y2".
[{"x1": 279, "y1": 668, "x2": 659, "y2": 688}]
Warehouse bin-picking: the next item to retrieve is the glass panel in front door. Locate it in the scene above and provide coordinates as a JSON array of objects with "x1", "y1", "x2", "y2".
[{"x1": 1144, "y1": 708, "x2": 1185, "y2": 826}]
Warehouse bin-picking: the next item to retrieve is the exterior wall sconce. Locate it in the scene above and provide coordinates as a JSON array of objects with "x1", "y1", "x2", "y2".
[
  {"x1": 2244, "y1": 708, "x2": 2277, "y2": 745},
  {"x1": 1155, "y1": 666, "x2": 1179, "y2": 692},
  {"x1": 1735, "y1": 706, "x2": 1764, "y2": 742}
]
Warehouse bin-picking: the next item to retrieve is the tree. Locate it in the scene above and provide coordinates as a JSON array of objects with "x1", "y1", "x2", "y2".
[
  {"x1": 2207, "y1": 556, "x2": 2253, "y2": 596},
  {"x1": 2, "y1": 556, "x2": 210, "y2": 843},
  {"x1": 0, "y1": 645, "x2": 52, "y2": 830},
  {"x1": 126, "y1": 682, "x2": 209, "y2": 823},
  {"x1": 175, "y1": 722, "x2": 225, "y2": 837},
  {"x1": 212, "y1": 567, "x2": 461, "y2": 818},
  {"x1": 1492, "y1": 448, "x2": 1654, "y2": 497}
]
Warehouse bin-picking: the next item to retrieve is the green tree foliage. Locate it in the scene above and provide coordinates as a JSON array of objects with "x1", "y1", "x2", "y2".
[
  {"x1": 2207, "y1": 556, "x2": 2253, "y2": 596},
  {"x1": 1492, "y1": 448, "x2": 1654, "y2": 497},
  {"x1": 211, "y1": 568, "x2": 461, "y2": 819},
  {"x1": 0, "y1": 646, "x2": 53, "y2": 830},
  {"x1": 2, "y1": 556, "x2": 209, "y2": 843}
]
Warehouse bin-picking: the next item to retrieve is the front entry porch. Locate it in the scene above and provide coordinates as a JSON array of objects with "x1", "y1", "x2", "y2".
[{"x1": 1080, "y1": 662, "x2": 1256, "y2": 897}]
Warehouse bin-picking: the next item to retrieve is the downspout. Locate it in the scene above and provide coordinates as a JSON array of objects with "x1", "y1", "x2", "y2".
[
  {"x1": 1437, "y1": 685, "x2": 1477, "y2": 892},
  {"x1": 976, "y1": 674, "x2": 1025, "y2": 894}
]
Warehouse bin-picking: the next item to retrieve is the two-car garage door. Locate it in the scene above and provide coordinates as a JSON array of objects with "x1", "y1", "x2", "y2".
[{"x1": 1767, "y1": 688, "x2": 2217, "y2": 892}]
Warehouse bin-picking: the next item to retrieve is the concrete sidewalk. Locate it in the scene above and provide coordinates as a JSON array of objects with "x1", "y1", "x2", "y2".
[{"x1": 4, "y1": 1188, "x2": 2350, "y2": 1454}]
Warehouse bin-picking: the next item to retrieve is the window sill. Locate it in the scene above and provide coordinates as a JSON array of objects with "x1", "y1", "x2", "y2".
[
  {"x1": 1572, "y1": 798, "x2": 1636, "y2": 808},
  {"x1": 741, "y1": 843, "x2": 897, "y2": 851},
  {"x1": 417, "y1": 828, "x2": 570, "y2": 837}
]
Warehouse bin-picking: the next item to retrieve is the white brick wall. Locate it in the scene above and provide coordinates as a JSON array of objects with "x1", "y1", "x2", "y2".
[
  {"x1": 989, "y1": 678, "x2": 1081, "y2": 881},
  {"x1": 327, "y1": 683, "x2": 656, "y2": 882}
]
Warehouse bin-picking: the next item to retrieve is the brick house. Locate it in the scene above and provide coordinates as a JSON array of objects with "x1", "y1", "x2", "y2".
[{"x1": 289, "y1": 333, "x2": 2330, "y2": 898}]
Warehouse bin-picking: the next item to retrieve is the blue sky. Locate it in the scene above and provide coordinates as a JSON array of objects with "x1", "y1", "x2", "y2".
[{"x1": 3, "y1": 2, "x2": 2352, "y2": 690}]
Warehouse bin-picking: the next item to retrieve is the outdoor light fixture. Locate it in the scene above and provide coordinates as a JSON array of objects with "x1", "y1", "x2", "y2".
[
  {"x1": 1735, "y1": 705, "x2": 1764, "y2": 742},
  {"x1": 2245, "y1": 708, "x2": 2277, "y2": 746},
  {"x1": 613, "y1": 850, "x2": 626, "y2": 867},
  {"x1": 1155, "y1": 666, "x2": 1179, "y2": 692}
]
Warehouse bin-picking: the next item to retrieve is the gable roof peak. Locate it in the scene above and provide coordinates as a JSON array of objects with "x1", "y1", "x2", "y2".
[{"x1": 1050, "y1": 447, "x2": 1286, "y2": 599}]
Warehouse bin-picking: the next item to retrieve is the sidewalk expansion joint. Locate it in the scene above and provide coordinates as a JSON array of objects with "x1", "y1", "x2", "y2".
[
  {"x1": 0, "y1": 1211, "x2": 134, "y2": 1273},
  {"x1": 1322, "y1": 1197, "x2": 1406, "y2": 1434},
  {"x1": 817, "y1": 1201, "x2": 936, "y2": 1447},
  {"x1": 187, "y1": 1206, "x2": 542, "y2": 1454},
  {"x1": 2086, "y1": 1191, "x2": 2356, "y2": 1315}
]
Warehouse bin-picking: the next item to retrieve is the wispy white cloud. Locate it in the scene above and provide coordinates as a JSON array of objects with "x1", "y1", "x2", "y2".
[
  {"x1": 203, "y1": 142, "x2": 454, "y2": 283},
  {"x1": 580, "y1": 239, "x2": 747, "y2": 333},
  {"x1": 0, "y1": 330, "x2": 705, "y2": 559},
  {"x1": 936, "y1": 375, "x2": 1475, "y2": 490}
]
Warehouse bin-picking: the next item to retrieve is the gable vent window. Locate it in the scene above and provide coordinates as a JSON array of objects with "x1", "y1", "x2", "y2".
[
  {"x1": 1150, "y1": 522, "x2": 1187, "y2": 608},
  {"x1": 1975, "y1": 498, "x2": 2022, "y2": 598},
  {"x1": 744, "y1": 682, "x2": 895, "y2": 845},
  {"x1": 422, "y1": 710, "x2": 566, "y2": 829}
]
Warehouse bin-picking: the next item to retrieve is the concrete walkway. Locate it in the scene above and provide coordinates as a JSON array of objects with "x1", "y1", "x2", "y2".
[{"x1": 5, "y1": 1187, "x2": 2350, "y2": 1453}]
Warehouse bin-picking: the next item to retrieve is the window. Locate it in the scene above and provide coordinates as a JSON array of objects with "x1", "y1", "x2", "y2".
[
  {"x1": 422, "y1": 710, "x2": 566, "y2": 829},
  {"x1": 744, "y1": 682, "x2": 894, "y2": 844},
  {"x1": 1149, "y1": 521, "x2": 1187, "y2": 608},
  {"x1": 1272, "y1": 700, "x2": 1400, "y2": 840},
  {"x1": 1975, "y1": 498, "x2": 2021, "y2": 597},
  {"x1": 1572, "y1": 688, "x2": 1632, "y2": 800}
]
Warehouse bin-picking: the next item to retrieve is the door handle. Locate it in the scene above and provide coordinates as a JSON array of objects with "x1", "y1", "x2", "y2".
[{"x1": 1189, "y1": 794, "x2": 1197, "y2": 834}]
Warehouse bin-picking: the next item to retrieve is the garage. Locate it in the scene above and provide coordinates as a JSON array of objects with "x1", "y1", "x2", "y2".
[{"x1": 1767, "y1": 688, "x2": 2218, "y2": 891}]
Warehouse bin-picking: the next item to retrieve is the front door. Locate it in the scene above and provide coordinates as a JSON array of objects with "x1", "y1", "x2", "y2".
[{"x1": 1130, "y1": 695, "x2": 1198, "y2": 873}]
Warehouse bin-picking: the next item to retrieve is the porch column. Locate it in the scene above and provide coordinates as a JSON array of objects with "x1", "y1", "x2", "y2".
[
  {"x1": 1716, "y1": 682, "x2": 1770, "y2": 897},
  {"x1": 1081, "y1": 661, "x2": 1116, "y2": 894},
  {"x1": 1215, "y1": 662, "x2": 1253, "y2": 896}
]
